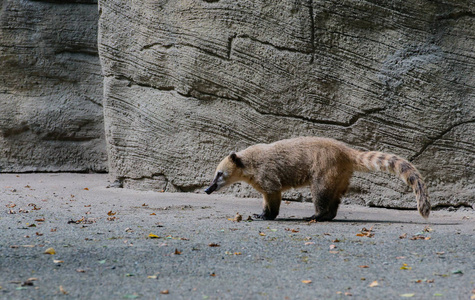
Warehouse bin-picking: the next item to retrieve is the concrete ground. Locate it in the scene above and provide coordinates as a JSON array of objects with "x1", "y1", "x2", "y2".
[{"x1": 0, "y1": 173, "x2": 473, "y2": 300}]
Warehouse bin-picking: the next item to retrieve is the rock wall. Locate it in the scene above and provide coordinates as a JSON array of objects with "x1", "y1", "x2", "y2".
[
  {"x1": 98, "y1": 0, "x2": 474, "y2": 208},
  {"x1": 0, "y1": 0, "x2": 107, "y2": 172}
]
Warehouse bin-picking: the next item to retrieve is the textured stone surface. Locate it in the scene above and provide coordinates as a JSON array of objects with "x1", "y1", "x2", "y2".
[
  {"x1": 99, "y1": 0, "x2": 475, "y2": 208},
  {"x1": 0, "y1": 0, "x2": 107, "y2": 172}
]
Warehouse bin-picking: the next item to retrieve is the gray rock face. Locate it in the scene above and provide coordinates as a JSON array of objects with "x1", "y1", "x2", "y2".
[
  {"x1": 0, "y1": 0, "x2": 107, "y2": 172},
  {"x1": 99, "y1": 0, "x2": 474, "y2": 208}
]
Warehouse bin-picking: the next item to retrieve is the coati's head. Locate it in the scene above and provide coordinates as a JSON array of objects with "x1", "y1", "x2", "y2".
[{"x1": 205, "y1": 151, "x2": 244, "y2": 194}]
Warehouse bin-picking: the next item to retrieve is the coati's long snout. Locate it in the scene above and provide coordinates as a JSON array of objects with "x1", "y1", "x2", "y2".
[
  {"x1": 205, "y1": 152, "x2": 244, "y2": 195},
  {"x1": 205, "y1": 171, "x2": 224, "y2": 194},
  {"x1": 204, "y1": 184, "x2": 217, "y2": 194}
]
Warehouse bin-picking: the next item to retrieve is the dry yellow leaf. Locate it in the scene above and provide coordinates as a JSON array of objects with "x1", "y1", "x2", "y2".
[
  {"x1": 59, "y1": 285, "x2": 68, "y2": 295},
  {"x1": 53, "y1": 260, "x2": 64, "y2": 263},
  {"x1": 148, "y1": 233, "x2": 160, "y2": 239},
  {"x1": 301, "y1": 280, "x2": 312, "y2": 284},
  {"x1": 44, "y1": 247, "x2": 56, "y2": 255},
  {"x1": 234, "y1": 213, "x2": 243, "y2": 222},
  {"x1": 369, "y1": 280, "x2": 379, "y2": 287}
]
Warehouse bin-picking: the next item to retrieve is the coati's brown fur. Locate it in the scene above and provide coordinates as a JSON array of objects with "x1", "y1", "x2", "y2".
[{"x1": 205, "y1": 137, "x2": 430, "y2": 221}]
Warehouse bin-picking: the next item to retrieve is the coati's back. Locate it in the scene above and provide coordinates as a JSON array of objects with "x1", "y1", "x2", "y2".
[{"x1": 240, "y1": 137, "x2": 355, "y2": 191}]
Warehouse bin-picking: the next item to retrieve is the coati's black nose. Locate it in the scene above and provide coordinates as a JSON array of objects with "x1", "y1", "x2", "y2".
[{"x1": 205, "y1": 183, "x2": 217, "y2": 194}]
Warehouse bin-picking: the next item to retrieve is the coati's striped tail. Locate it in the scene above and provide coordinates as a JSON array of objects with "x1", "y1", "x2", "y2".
[{"x1": 352, "y1": 150, "x2": 430, "y2": 219}]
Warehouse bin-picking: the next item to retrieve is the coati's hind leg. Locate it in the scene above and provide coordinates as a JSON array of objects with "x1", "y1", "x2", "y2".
[
  {"x1": 306, "y1": 190, "x2": 340, "y2": 221},
  {"x1": 307, "y1": 176, "x2": 349, "y2": 221},
  {"x1": 253, "y1": 192, "x2": 282, "y2": 220}
]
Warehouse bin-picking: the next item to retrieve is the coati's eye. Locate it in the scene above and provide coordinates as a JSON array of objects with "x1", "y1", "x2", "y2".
[{"x1": 217, "y1": 171, "x2": 223, "y2": 177}]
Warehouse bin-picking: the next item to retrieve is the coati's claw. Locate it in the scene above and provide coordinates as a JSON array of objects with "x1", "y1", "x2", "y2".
[
  {"x1": 253, "y1": 212, "x2": 277, "y2": 220},
  {"x1": 305, "y1": 214, "x2": 335, "y2": 222}
]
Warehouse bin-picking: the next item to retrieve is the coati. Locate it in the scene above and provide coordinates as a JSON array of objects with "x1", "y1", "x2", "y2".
[{"x1": 205, "y1": 137, "x2": 430, "y2": 221}]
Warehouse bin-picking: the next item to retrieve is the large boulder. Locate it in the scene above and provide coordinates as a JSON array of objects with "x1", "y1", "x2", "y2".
[
  {"x1": 0, "y1": 0, "x2": 107, "y2": 172},
  {"x1": 99, "y1": 0, "x2": 474, "y2": 208}
]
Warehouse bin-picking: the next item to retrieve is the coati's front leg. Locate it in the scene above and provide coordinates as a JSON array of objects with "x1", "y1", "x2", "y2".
[{"x1": 253, "y1": 192, "x2": 282, "y2": 220}]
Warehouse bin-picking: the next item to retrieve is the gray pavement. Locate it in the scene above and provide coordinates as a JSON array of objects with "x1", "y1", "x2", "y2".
[{"x1": 0, "y1": 173, "x2": 474, "y2": 299}]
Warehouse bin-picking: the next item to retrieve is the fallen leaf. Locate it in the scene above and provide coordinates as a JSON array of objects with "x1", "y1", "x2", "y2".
[
  {"x1": 107, "y1": 210, "x2": 116, "y2": 216},
  {"x1": 400, "y1": 263, "x2": 412, "y2": 270},
  {"x1": 332, "y1": 239, "x2": 340, "y2": 242},
  {"x1": 210, "y1": 272, "x2": 216, "y2": 277},
  {"x1": 208, "y1": 243, "x2": 220, "y2": 247},
  {"x1": 451, "y1": 269, "x2": 463, "y2": 274},
  {"x1": 285, "y1": 228, "x2": 299, "y2": 233},
  {"x1": 344, "y1": 292, "x2": 352, "y2": 296},
  {"x1": 399, "y1": 233, "x2": 407, "y2": 239},
  {"x1": 358, "y1": 265, "x2": 369, "y2": 268},
  {"x1": 142, "y1": 203, "x2": 148, "y2": 207},
  {"x1": 357, "y1": 227, "x2": 374, "y2": 238},
  {"x1": 423, "y1": 226, "x2": 433, "y2": 232},
  {"x1": 234, "y1": 252, "x2": 242, "y2": 255},
  {"x1": 83, "y1": 188, "x2": 89, "y2": 191},
  {"x1": 410, "y1": 235, "x2": 430, "y2": 240},
  {"x1": 329, "y1": 244, "x2": 337, "y2": 250},
  {"x1": 259, "y1": 232, "x2": 266, "y2": 236},
  {"x1": 124, "y1": 294, "x2": 140, "y2": 299},
  {"x1": 147, "y1": 275, "x2": 158, "y2": 279},
  {"x1": 21, "y1": 280, "x2": 34, "y2": 286},
  {"x1": 148, "y1": 233, "x2": 160, "y2": 239},
  {"x1": 329, "y1": 251, "x2": 339, "y2": 254},
  {"x1": 369, "y1": 280, "x2": 379, "y2": 287},
  {"x1": 44, "y1": 247, "x2": 56, "y2": 255},
  {"x1": 76, "y1": 269, "x2": 86, "y2": 273},
  {"x1": 59, "y1": 285, "x2": 68, "y2": 295},
  {"x1": 234, "y1": 213, "x2": 242, "y2": 222},
  {"x1": 301, "y1": 280, "x2": 312, "y2": 284},
  {"x1": 174, "y1": 249, "x2": 182, "y2": 255},
  {"x1": 51, "y1": 228, "x2": 57, "y2": 232},
  {"x1": 400, "y1": 293, "x2": 415, "y2": 297},
  {"x1": 53, "y1": 259, "x2": 64, "y2": 263},
  {"x1": 150, "y1": 213, "x2": 156, "y2": 216},
  {"x1": 35, "y1": 218, "x2": 45, "y2": 222},
  {"x1": 160, "y1": 290, "x2": 169, "y2": 294},
  {"x1": 304, "y1": 242, "x2": 315, "y2": 245}
]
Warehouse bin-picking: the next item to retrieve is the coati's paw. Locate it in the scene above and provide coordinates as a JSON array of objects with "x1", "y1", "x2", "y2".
[
  {"x1": 305, "y1": 214, "x2": 335, "y2": 222},
  {"x1": 253, "y1": 212, "x2": 277, "y2": 220}
]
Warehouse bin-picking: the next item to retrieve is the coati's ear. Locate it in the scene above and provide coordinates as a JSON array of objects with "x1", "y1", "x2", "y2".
[{"x1": 229, "y1": 151, "x2": 245, "y2": 168}]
